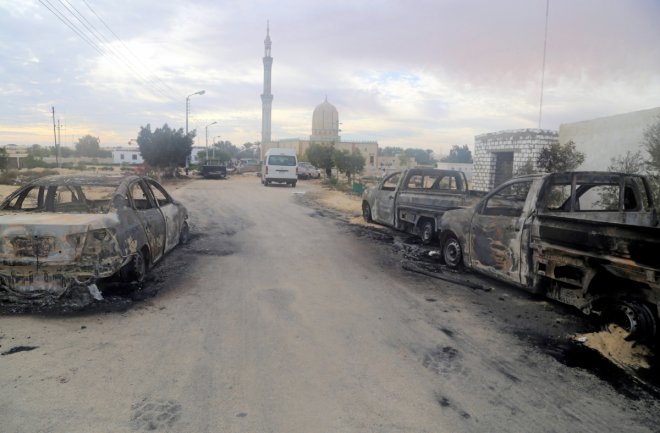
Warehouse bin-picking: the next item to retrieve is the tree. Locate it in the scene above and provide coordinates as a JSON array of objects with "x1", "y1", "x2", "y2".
[
  {"x1": 404, "y1": 148, "x2": 434, "y2": 165},
  {"x1": 442, "y1": 144, "x2": 473, "y2": 163},
  {"x1": 643, "y1": 116, "x2": 660, "y2": 170},
  {"x1": 237, "y1": 142, "x2": 260, "y2": 159},
  {"x1": 75, "y1": 135, "x2": 102, "y2": 157},
  {"x1": 212, "y1": 140, "x2": 239, "y2": 160},
  {"x1": 333, "y1": 148, "x2": 365, "y2": 184},
  {"x1": 137, "y1": 124, "x2": 193, "y2": 172},
  {"x1": 379, "y1": 146, "x2": 404, "y2": 156},
  {"x1": 306, "y1": 143, "x2": 335, "y2": 178},
  {"x1": 536, "y1": 140, "x2": 585, "y2": 173},
  {"x1": 29, "y1": 144, "x2": 50, "y2": 158},
  {"x1": 0, "y1": 147, "x2": 8, "y2": 171}
]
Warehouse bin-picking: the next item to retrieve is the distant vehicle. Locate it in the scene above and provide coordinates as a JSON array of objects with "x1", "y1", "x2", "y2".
[
  {"x1": 0, "y1": 175, "x2": 189, "y2": 306},
  {"x1": 262, "y1": 148, "x2": 298, "y2": 187},
  {"x1": 439, "y1": 171, "x2": 660, "y2": 342},
  {"x1": 297, "y1": 162, "x2": 321, "y2": 179},
  {"x1": 362, "y1": 168, "x2": 480, "y2": 243},
  {"x1": 237, "y1": 158, "x2": 261, "y2": 174},
  {"x1": 200, "y1": 160, "x2": 227, "y2": 179}
]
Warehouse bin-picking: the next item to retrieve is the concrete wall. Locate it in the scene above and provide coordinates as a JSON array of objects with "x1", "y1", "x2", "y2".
[
  {"x1": 559, "y1": 107, "x2": 660, "y2": 171},
  {"x1": 473, "y1": 129, "x2": 558, "y2": 192}
]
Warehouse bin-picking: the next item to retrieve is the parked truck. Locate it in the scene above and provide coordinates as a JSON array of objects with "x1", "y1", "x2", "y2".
[
  {"x1": 438, "y1": 171, "x2": 660, "y2": 342},
  {"x1": 362, "y1": 168, "x2": 481, "y2": 243},
  {"x1": 200, "y1": 160, "x2": 227, "y2": 179}
]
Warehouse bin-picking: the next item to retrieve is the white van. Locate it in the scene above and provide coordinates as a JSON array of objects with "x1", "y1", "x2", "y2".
[{"x1": 262, "y1": 148, "x2": 298, "y2": 187}]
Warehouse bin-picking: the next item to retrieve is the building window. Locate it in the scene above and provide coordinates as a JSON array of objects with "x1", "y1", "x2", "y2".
[
  {"x1": 120, "y1": 154, "x2": 125, "y2": 160},
  {"x1": 132, "y1": 154, "x2": 138, "y2": 160},
  {"x1": 369, "y1": 155, "x2": 374, "y2": 165}
]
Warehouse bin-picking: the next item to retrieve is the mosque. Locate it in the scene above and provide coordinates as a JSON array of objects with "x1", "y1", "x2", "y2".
[{"x1": 258, "y1": 24, "x2": 380, "y2": 176}]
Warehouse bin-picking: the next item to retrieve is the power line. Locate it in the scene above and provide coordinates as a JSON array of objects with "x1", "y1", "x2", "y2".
[{"x1": 39, "y1": 0, "x2": 180, "y2": 104}]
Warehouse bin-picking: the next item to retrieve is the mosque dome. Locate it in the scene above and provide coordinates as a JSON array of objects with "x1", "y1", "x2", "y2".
[{"x1": 311, "y1": 97, "x2": 339, "y2": 141}]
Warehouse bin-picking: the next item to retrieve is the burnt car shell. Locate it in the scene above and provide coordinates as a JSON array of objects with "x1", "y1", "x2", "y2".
[{"x1": 0, "y1": 174, "x2": 188, "y2": 305}]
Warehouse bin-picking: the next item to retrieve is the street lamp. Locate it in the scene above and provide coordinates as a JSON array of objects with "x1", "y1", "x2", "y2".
[
  {"x1": 186, "y1": 90, "x2": 206, "y2": 167},
  {"x1": 205, "y1": 121, "x2": 217, "y2": 160}
]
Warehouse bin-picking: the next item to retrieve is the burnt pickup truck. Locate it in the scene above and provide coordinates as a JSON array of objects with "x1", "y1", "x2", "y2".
[
  {"x1": 438, "y1": 171, "x2": 660, "y2": 341},
  {"x1": 362, "y1": 168, "x2": 480, "y2": 243}
]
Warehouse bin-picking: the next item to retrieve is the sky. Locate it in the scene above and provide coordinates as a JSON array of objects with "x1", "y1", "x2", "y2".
[{"x1": 1, "y1": 0, "x2": 659, "y2": 156}]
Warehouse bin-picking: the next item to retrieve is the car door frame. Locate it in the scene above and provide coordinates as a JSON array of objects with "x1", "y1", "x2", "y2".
[
  {"x1": 372, "y1": 172, "x2": 401, "y2": 225},
  {"x1": 468, "y1": 178, "x2": 534, "y2": 285},
  {"x1": 145, "y1": 179, "x2": 182, "y2": 254},
  {"x1": 128, "y1": 179, "x2": 167, "y2": 264}
]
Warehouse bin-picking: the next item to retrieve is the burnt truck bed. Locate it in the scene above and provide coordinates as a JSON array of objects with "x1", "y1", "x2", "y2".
[{"x1": 536, "y1": 214, "x2": 660, "y2": 270}]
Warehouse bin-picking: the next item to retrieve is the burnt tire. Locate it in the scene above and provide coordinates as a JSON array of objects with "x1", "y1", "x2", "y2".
[
  {"x1": 419, "y1": 220, "x2": 435, "y2": 245},
  {"x1": 442, "y1": 234, "x2": 463, "y2": 268},
  {"x1": 601, "y1": 300, "x2": 657, "y2": 342},
  {"x1": 362, "y1": 202, "x2": 372, "y2": 222},
  {"x1": 121, "y1": 249, "x2": 147, "y2": 285},
  {"x1": 179, "y1": 221, "x2": 190, "y2": 245}
]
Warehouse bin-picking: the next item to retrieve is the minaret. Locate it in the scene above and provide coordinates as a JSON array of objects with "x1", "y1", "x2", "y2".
[{"x1": 261, "y1": 21, "x2": 273, "y2": 144}]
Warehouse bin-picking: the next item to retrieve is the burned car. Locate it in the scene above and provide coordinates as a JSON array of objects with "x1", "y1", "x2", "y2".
[{"x1": 0, "y1": 175, "x2": 189, "y2": 305}]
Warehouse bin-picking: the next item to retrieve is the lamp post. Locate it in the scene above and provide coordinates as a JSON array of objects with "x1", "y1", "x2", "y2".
[
  {"x1": 186, "y1": 90, "x2": 206, "y2": 167},
  {"x1": 205, "y1": 121, "x2": 217, "y2": 161}
]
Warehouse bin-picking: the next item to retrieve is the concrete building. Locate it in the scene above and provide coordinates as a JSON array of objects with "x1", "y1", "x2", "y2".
[
  {"x1": 472, "y1": 129, "x2": 558, "y2": 192},
  {"x1": 112, "y1": 147, "x2": 143, "y2": 165},
  {"x1": 559, "y1": 107, "x2": 660, "y2": 170}
]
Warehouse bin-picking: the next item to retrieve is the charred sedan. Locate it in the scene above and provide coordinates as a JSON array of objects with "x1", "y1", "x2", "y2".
[{"x1": 0, "y1": 175, "x2": 189, "y2": 305}]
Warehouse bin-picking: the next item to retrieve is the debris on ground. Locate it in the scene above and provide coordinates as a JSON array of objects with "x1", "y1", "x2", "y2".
[{"x1": 574, "y1": 324, "x2": 652, "y2": 370}]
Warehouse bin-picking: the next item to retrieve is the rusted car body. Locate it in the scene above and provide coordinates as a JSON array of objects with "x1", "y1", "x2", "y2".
[
  {"x1": 439, "y1": 171, "x2": 660, "y2": 340},
  {"x1": 362, "y1": 168, "x2": 480, "y2": 243},
  {"x1": 0, "y1": 175, "x2": 189, "y2": 305}
]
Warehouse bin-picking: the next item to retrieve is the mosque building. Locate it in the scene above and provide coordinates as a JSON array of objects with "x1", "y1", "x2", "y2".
[{"x1": 259, "y1": 24, "x2": 379, "y2": 176}]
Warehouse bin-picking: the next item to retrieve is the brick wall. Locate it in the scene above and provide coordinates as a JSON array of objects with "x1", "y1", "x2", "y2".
[{"x1": 472, "y1": 129, "x2": 558, "y2": 191}]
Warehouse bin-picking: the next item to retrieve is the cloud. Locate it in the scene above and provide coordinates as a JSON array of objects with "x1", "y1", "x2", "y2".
[{"x1": 1, "y1": 0, "x2": 659, "y2": 155}]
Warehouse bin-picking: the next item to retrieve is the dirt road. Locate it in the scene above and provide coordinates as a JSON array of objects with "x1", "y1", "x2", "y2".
[{"x1": 1, "y1": 176, "x2": 659, "y2": 433}]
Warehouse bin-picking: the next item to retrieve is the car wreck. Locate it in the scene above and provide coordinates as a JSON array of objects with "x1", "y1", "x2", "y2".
[
  {"x1": 439, "y1": 171, "x2": 660, "y2": 342},
  {"x1": 362, "y1": 168, "x2": 481, "y2": 243},
  {"x1": 0, "y1": 174, "x2": 189, "y2": 306}
]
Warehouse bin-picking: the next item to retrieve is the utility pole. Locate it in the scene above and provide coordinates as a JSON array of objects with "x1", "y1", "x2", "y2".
[
  {"x1": 57, "y1": 119, "x2": 62, "y2": 168},
  {"x1": 52, "y1": 107, "x2": 59, "y2": 168}
]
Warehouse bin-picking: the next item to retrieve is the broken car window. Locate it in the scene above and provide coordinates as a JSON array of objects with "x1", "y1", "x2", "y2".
[
  {"x1": 3, "y1": 185, "x2": 45, "y2": 211},
  {"x1": 482, "y1": 180, "x2": 532, "y2": 217},
  {"x1": 381, "y1": 173, "x2": 400, "y2": 191},
  {"x1": 130, "y1": 182, "x2": 155, "y2": 210},
  {"x1": 147, "y1": 181, "x2": 172, "y2": 207}
]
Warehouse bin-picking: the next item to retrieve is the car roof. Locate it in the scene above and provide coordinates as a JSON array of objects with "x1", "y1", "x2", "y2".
[{"x1": 27, "y1": 174, "x2": 142, "y2": 187}]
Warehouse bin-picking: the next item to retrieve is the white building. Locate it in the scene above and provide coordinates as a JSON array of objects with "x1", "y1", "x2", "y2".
[
  {"x1": 559, "y1": 107, "x2": 660, "y2": 170},
  {"x1": 112, "y1": 147, "x2": 143, "y2": 165}
]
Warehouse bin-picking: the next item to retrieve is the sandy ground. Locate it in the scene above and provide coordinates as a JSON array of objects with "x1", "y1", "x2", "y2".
[{"x1": 1, "y1": 175, "x2": 659, "y2": 433}]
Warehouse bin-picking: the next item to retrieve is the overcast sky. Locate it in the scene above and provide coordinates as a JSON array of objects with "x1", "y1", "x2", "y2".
[{"x1": 1, "y1": 0, "x2": 659, "y2": 155}]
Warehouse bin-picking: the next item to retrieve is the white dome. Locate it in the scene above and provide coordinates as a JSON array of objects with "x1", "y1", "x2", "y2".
[{"x1": 311, "y1": 97, "x2": 339, "y2": 141}]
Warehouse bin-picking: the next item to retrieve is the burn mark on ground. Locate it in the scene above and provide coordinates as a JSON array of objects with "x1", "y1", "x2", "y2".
[
  {"x1": 181, "y1": 234, "x2": 237, "y2": 257},
  {"x1": 518, "y1": 332, "x2": 660, "y2": 399},
  {"x1": 434, "y1": 392, "x2": 472, "y2": 420},
  {"x1": 1, "y1": 345, "x2": 38, "y2": 356}
]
